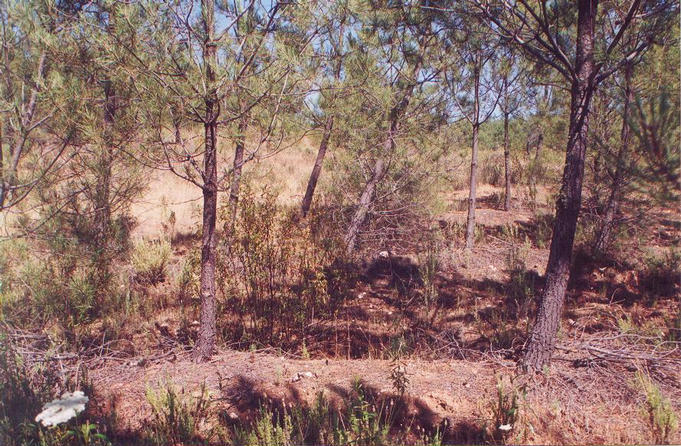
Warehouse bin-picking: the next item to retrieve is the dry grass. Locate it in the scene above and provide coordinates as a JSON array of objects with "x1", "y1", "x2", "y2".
[{"x1": 130, "y1": 135, "x2": 318, "y2": 239}]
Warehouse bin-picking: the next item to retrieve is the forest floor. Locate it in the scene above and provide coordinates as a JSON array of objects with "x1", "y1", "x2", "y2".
[
  {"x1": 90, "y1": 346, "x2": 680, "y2": 445},
  {"x1": 78, "y1": 171, "x2": 681, "y2": 444}
]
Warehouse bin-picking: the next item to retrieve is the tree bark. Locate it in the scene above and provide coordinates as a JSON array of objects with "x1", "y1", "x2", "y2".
[
  {"x1": 465, "y1": 62, "x2": 481, "y2": 249},
  {"x1": 301, "y1": 23, "x2": 344, "y2": 218},
  {"x1": 593, "y1": 62, "x2": 633, "y2": 254},
  {"x1": 94, "y1": 5, "x2": 117, "y2": 292},
  {"x1": 503, "y1": 110, "x2": 511, "y2": 211},
  {"x1": 344, "y1": 156, "x2": 386, "y2": 256},
  {"x1": 227, "y1": 116, "x2": 247, "y2": 233},
  {"x1": 522, "y1": 0, "x2": 597, "y2": 371},
  {"x1": 301, "y1": 115, "x2": 333, "y2": 218},
  {"x1": 195, "y1": 0, "x2": 219, "y2": 362}
]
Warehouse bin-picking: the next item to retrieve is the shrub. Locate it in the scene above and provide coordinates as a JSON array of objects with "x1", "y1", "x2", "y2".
[
  {"x1": 479, "y1": 152, "x2": 505, "y2": 187},
  {"x1": 177, "y1": 248, "x2": 201, "y2": 304},
  {"x1": 131, "y1": 239, "x2": 172, "y2": 285},
  {"x1": 227, "y1": 383, "x2": 444, "y2": 446},
  {"x1": 232, "y1": 406, "x2": 294, "y2": 446},
  {"x1": 217, "y1": 186, "x2": 351, "y2": 350},
  {"x1": 639, "y1": 249, "x2": 681, "y2": 300}
]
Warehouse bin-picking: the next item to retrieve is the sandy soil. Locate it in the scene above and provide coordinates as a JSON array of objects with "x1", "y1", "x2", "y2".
[{"x1": 89, "y1": 347, "x2": 681, "y2": 445}]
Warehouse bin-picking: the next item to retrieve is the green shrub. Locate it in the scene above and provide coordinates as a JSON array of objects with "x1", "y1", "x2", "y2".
[
  {"x1": 479, "y1": 152, "x2": 505, "y2": 187},
  {"x1": 232, "y1": 406, "x2": 294, "y2": 446},
  {"x1": 177, "y1": 248, "x2": 201, "y2": 304},
  {"x1": 640, "y1": 249, "x2": 681, "y2": 300},
  {"x1": 531, "y1": 213, "x2": 554, "y2": 249},
  {"x1": 228, "y1": 385, "x2": 443, "y2": 446},
  {"x1": 131, "y1": 239, "x2": 172, "y2": 285}
]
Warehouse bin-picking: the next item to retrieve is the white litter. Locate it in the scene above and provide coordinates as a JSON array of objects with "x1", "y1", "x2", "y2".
[{"x1": 35, "y1": 391, "x2": 88, "y2": 427}]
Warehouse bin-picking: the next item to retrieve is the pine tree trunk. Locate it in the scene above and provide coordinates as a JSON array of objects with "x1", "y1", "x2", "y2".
[
  {"x1": 503, "y1": 110, "x2": 511, "y2": 211},
  {"x1": 522, "y1": 0, "x2": 597, "y2": 372},
  {"x1": 594, "y1": 62, "x2": 633, "y2": 254},
  {"x1": 301, "y1": 115, "x2": 333, "y2": 218},
  {"x1": 227, "y1": 116, "x2": 247, "y2": 233},
  {"x1": 300, "y1": 25, "x2": 344, "y2": 219},
  {"x1": 343, "y1": 58, "x2": 419, "y2": 255},
  {"x1": 465, "y1": 63, "x2": 481, "y2": 249},
  {"x1": 344, "y1": 157, "x2": 386, "y2": 256},
  {"x1": 465, "y1": 122, "x2": 479, "y2": 249},
  {"x1": 195, "y1": 0, "x2": 218, "y2": 362}
]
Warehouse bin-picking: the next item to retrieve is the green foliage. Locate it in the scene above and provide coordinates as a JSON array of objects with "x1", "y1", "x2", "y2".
[
  {"x1": 629, "y1": 89, "x2": 680, "y2": 205},
  {"x1": 232, "y1": 406, "x2": 294, "y2": 446},
  {"x1": 636, "y1": 371, "x2": 678, "y2": 444},
  {"x1": 131, "y1": 239, "x2": 171, "y2": 285},
  {"x1": 639, "y1": 249, "x2": 681, "y2": 301}
]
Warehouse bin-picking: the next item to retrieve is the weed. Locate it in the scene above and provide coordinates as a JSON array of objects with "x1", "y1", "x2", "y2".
[
  {"x1": 636, "y1": 370, "x2": 678, "y2": 444},
  {"x1": 231, "y1": 386, "x2": 398, "y2": 446},
  {"x1": 232, "y1": 405, "x2": 294, "y2": 446},
  {"x1": 485, "y1": 376, "x2": 526, "y2": 445},
  {"x1": 418, "y1": 230, "x2": 442, "y2": 320},
  {"x1": 131, "y1": 238, "x2": 171, "y2": 285},
  {"x1": 144, "y1": 381, "x2": 217, "y2": 445},
  {"x1": 388, "y1": 336, "x2": 410, "y2": 396}
]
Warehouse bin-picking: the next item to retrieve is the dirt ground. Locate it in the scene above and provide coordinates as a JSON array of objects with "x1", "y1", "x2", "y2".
[
  {"x1": 87, "y1": 147, "x2": 681, "y2": 445},
  {"x1": 89, "y1": 346, "x2": 681, "y2": 445}
]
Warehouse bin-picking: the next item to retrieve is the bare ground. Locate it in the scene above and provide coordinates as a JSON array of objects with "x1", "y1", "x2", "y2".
[
  {"x1": 82, "y1": 168, "x2": 681, "y2": 445},
  {"x1": 89, "y1": 347, "x2": 681, "y2": 445}
]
